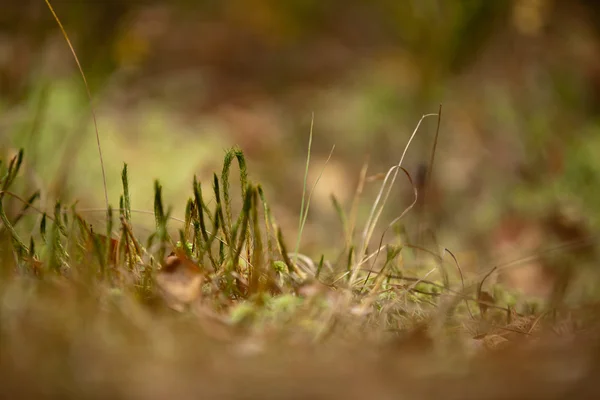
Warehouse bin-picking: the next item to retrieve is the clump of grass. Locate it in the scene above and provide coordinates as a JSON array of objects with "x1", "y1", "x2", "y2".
[
  {"x1": 4, "y1": 121, "x2": 600, "y2": 398},
  {"x1": 1, "y1": 133, "x2": 596, "y2": 334}
]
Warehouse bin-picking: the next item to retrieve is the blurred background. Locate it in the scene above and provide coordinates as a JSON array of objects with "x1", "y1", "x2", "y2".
[{"x1": 2, "y1": 0, "x2": 600, "y2": 296}]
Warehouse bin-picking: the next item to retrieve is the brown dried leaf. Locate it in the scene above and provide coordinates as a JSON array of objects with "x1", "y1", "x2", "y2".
[
  {"x1": 156, "y1": 254, "x2": 203, "y2": 312},
  {"x1": 482, "y1": 334, "x2": 509, "y2": 351}
]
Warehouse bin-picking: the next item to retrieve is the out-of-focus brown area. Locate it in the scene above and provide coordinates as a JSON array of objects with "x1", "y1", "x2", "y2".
[
  {"x1": 2, "y1": 1, "x2": 600, "y2": 295},
  {"x1": 1, "y1": 277, "x2": 600, "y2": 400}
]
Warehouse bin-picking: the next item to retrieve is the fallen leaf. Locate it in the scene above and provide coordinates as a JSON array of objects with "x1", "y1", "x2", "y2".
[{"x1": 156, "y1": 253, "x2": 204, "y2": 311}]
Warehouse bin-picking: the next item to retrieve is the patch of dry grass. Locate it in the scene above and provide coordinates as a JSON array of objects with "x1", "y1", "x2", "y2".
[{"x1": 1, "y1": 141, "x2": 600, "y2": 399}]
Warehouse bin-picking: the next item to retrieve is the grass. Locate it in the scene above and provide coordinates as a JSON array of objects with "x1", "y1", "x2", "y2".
[
  {"x1": 1, "y1": 2, "x2": 600, "y2": 398},
  {"x1": 2, "y1": 134, "x2": 600, "y2": 398}
]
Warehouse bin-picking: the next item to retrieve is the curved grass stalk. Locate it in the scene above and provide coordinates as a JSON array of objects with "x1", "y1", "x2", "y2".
[
  {"x1": 294, "y1": 113, "x2": 335, "y2": 267},
  {"x1": 43, "y1": 0, "x2": 109, "y2": 211},
  {"x1": 350, "y1": 113, "x2": 437, "y2": 284}
]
